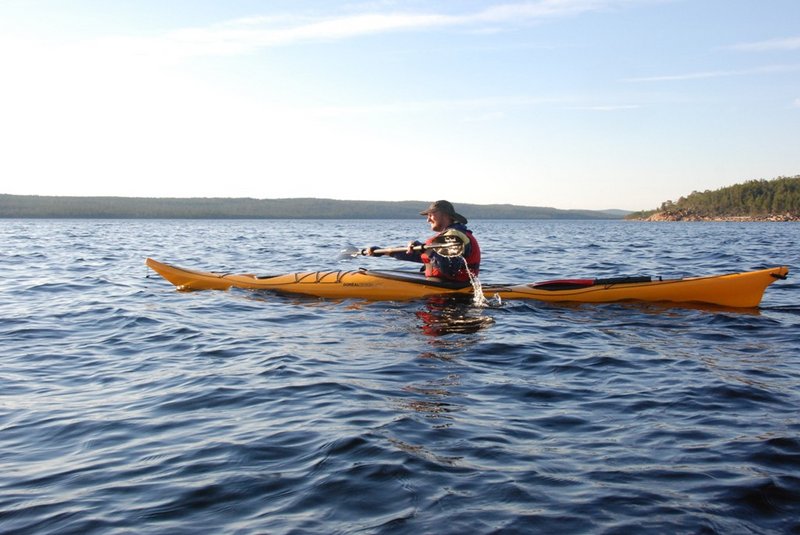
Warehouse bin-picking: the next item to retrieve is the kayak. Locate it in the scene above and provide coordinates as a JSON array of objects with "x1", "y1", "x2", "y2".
[{"x1": 145, "y1": 258, "x2": 788, "y2": 308}]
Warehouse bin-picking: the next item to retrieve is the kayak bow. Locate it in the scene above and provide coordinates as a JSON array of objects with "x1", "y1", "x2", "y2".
[{"x1": 145, "y1": 258, "x2": 788, "y2": 308}]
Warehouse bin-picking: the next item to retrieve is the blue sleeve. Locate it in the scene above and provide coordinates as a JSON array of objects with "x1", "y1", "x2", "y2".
[{"x1": 389, "y1": 250, "x2": 424, "y2": 263}]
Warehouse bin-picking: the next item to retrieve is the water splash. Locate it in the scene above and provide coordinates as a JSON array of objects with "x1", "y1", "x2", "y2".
[{"x1": 460, "y1": 256, "x2": 490, "y2": 307}]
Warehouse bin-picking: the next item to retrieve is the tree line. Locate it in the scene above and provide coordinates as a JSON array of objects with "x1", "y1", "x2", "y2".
[
  {"x1": 627, "y1": 175, "x2": 800, "y2": 220},
  {"x1": 0, "y1": 195, "x2": 622, "y2": 220}
]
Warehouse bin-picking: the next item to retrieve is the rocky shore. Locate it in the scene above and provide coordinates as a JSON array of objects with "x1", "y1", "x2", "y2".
[{"x1": 641, "y1": 210, "x2": 800, "y2": 222}]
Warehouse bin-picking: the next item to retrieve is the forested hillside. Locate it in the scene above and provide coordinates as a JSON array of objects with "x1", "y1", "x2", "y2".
[
  {"x1": 627, "y1": 176, "x2": 800, "y2": 221},
  {"x1": 0, "y1": 195, "x2": 622, "y2": 220}
]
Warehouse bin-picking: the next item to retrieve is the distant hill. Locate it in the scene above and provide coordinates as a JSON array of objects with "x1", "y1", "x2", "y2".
[
  {"x1": 627, "y1": 175, "x2": 800, "y2": 221},
  {"x1": 0, "y1": 195, "x2": 624, "y2": 220},
  {"x1": 598, "y1": 209, "x2": 632, "y2": 218}
]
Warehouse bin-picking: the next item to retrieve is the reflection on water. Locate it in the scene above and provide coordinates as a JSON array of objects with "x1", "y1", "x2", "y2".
[
  {"x1": 401, "y1": 374, "x2": 462, "y2": 428},
  {"x1": 388, "y1": 437, "x2": 463, "y2": 466},
  {"x1": 416, "y1": 297, "x2": 496, "y2": 336}
]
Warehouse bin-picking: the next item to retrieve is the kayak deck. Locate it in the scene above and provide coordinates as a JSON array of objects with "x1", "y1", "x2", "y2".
[{"x1": 145, "y1": 258, "x2": 788, "y2": 308}]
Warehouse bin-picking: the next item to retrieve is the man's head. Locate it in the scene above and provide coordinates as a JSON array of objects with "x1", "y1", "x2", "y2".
[{"x1": 419, "y1": 200, "x2": 467, "y2": 232}]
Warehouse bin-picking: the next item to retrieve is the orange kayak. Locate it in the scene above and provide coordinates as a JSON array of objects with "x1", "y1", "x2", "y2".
[{"x1": 146, "y1": 258, "x2": 788, "y2": 308}]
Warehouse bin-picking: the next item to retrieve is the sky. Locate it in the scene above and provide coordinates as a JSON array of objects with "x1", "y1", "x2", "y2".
[{"x1": 0, "y1": 0, "x2": 798, "y2": 211}]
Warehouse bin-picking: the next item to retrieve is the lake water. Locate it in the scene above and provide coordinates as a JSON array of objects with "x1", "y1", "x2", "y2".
[{"x1": 1, "y1": 219, "x2": 799, "y2": 534}]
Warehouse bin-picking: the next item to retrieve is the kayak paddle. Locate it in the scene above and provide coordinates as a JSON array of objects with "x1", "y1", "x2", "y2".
[{"x1": 345, "y1": 234, "x2": 466, "y2": 258}]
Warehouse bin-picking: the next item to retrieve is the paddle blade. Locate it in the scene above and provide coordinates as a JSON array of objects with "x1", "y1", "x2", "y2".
[
  {"x1": 427, "y1": 232, "x2": 466, "y2": 257},
  {"x1": 337, "y1": 247, "x2": 364, "y2": 260}
]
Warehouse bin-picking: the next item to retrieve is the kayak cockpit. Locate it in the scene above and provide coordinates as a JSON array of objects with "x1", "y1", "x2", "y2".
[{"x1": 362, "y1": 269, "x2": 472, "y2": 289}]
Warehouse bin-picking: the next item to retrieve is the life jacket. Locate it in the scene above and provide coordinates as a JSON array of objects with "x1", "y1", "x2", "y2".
[{"x1": 421, "y1": 224, "x2": 481, "y2": 281}]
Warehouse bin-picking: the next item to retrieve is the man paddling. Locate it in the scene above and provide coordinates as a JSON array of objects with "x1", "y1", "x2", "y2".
[{"x1": 368, "y1": 200, "x2": 481, "y2": 282}]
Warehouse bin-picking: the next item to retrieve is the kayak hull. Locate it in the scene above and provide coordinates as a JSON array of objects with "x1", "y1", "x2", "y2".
[{"x1": 145, "y1": 258, "x2": 788, "y2": 308}]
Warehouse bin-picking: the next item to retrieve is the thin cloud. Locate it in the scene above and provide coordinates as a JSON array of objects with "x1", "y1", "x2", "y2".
[
  {"x1": 97, "y1": 0, "x2": 658, "y2": 60},
  {"x1": 728, "y1": 36, "x2": 800, "y2": 52},
  {"x1": 625, "y1": 64, "x2": 800, "y2": 82},
  {"x1": 150, "y1": 12, "x2": 451, "y2": 56}
]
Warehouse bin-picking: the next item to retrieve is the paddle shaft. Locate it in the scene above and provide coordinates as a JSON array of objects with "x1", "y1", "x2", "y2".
[
  {"x1": 361, "y1": 241, "x2": 465, "y2": 257},
  {"x1": 360, "y1": 245, "x2": 426, "y2": 256},
  {"x1": 358, "y1": 232, "x2": 467, "y2": 258}
]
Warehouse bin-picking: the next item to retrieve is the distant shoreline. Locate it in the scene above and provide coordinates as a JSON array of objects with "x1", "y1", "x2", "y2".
[
  {"x1": 629, "y1": 211, "x2": 800, "y2": 222},
  {"x1": 0, "y1": 194, "x2": 626, "y2": 220}
]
